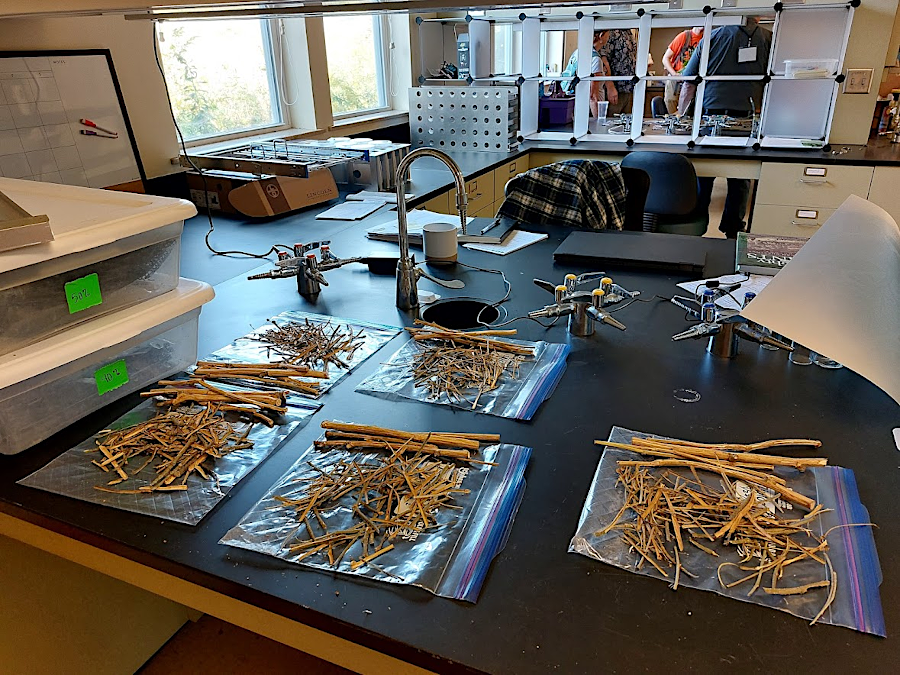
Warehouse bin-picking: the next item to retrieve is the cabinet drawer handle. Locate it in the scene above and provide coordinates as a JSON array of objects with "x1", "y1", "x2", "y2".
[
  {"x1": 791, "y1": 220, "x2": 820, "y2": 227},
  {"x1": 799, "y1": 178, "x2": 830, "y2": 185}
]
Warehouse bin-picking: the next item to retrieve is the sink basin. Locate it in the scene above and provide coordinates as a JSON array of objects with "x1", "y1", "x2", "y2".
[{"x1": 420, "y1": 298, "x2": 499, "y2": 329}]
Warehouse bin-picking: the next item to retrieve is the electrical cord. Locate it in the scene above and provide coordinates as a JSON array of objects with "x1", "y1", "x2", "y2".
[
  {"x1": 437, "y1": 260, "x2": 512, "y2": 328},
  {"x1": 606, "y1": 293, "x2": 670, "y2": 313},
  {"x1": 692, "y1": 274, "x2": 751, "y2": 309},
  {"x1": 277, "y1": 19, "x2": 300, "y2": 107},
  {"x1": 387, "y1": 16, "x2": 398, "y2": 99},
  {"x1": 152, "y1": 22, "x2": 291, "y2": 261}
]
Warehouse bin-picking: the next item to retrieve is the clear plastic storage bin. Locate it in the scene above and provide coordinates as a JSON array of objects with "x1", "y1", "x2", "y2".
[
  {"x1": 0, "y1": 177, "x2": 196, "y2": 356},
  {"x1": 784, "y1": 59, "x2": 839, "y2": 79},
  {"x1": 0, "y1": 278, "x2": 214, "y2": 456}
]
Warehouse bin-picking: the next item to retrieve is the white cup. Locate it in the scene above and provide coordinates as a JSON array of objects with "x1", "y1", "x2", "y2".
[{"x1": 423, "y1": 222, "x2": 458, "y2": 265}]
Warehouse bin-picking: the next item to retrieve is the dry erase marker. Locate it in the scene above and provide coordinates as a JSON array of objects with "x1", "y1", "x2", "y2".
[
  {"x1": 80, "y1": 118, "x2": 118, "y2": 136},
  {"x1": 80, "y1": 129, "x2": 117, "y2": 139}
]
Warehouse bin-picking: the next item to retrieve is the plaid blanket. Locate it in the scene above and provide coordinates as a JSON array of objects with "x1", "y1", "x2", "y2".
[{"x1": 497, "y1": 160, "x2": 626, "y2": 230}]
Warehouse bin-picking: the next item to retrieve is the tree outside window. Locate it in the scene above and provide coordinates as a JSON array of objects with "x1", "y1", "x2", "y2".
[
  {"x1": 323, "y1": 15, "x2": 388, "y2": 117},
  {"x1": 158, "y1": 19, "x2": 282, "y2": 141}
]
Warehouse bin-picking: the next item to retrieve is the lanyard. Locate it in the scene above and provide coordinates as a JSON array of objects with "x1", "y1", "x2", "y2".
[{"x1": 739, "y1": 25, "x2": 758, "y2": 47}]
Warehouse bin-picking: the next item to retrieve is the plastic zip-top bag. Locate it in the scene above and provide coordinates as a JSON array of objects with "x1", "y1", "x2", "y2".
[
  {"x1": 221, "y1": 435, "x2": 531, "y2": 602},
  {"x1": 569, "y1": 427, "x2": 885, "y2": 636},
  {"x1": 356, "y1": 334, "x2": 569, "y2": 421},
  {"x1": 20, "y1": 397, "x2": 317, "y2": 525},
  {"x1": 204, "y1": 310, "x2": 401, "y2": 398}
]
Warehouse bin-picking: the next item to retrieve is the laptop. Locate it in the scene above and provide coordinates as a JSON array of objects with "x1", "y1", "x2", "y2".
[{"x1": 553, "y1": 230, "x2": 709, "y2": 275}]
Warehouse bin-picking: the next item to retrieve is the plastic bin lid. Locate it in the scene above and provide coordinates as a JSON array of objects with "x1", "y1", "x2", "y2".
[
  {"x1": 0, "y1": 178, "x2": 197, "y2": 276},
  {"x1": 0, "y1": 277, "x2": 214, "y2": 389}
]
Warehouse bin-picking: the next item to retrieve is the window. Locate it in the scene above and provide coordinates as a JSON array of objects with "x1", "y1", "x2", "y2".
[
  {"x1": 158, "y1": 19, "x2": 284, "y2": 142},
  {"x1": 323, "y1": 14, "x2": 389, "y2": 117}
]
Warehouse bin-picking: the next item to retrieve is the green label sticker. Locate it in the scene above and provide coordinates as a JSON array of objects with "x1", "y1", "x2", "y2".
[
  {"x1": 65, "y1": 273, "x2": 102, "y2": 314},
  {"x1": 95, "y1": 359, "x2": 129, "y2": 396}
]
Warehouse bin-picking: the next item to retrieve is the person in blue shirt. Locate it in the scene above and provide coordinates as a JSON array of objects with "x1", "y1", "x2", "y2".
[
  {"x1": 561, "y1": 31, "x2": 609, "y2": 118},
  {"x1": 678, "y1": 17, "x2": 772, "y2": 238}
]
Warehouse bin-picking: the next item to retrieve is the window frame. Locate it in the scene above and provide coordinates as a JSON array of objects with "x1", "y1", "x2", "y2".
[
  {"x1": 160, "y1": 18, "x2": 291, "y2": 147},
  {"x1": 328, "y1": 14, "x2": 393, "y2": 121}
]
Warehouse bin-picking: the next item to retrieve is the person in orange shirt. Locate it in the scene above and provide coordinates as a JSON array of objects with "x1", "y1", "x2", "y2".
[{"x1": 662, "y1": 27, "x2": 704, "y2": 113}]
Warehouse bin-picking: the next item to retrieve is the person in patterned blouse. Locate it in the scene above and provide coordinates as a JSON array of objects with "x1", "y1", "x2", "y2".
[{"x1": 600, "y1": 29, "x2": 637, "y2": 116}]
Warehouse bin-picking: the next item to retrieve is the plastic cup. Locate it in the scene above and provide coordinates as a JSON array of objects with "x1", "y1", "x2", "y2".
[
  {"x1": 423, "y1": 222, "x2": 458, "y2": 265},
  {"x1": 789, "y1": 341, "x2": 812, "y2": 366},
  {"x1": 812, "y1": 352, "x2": 843, "y2": 369},
  {"x1": 597, "y1": 101, "x2": 609, "y2": 119}
]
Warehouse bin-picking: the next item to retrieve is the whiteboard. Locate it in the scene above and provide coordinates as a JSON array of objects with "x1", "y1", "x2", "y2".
[{"x1": 0, "y1": 51, "x2": 144, "y2": 189}]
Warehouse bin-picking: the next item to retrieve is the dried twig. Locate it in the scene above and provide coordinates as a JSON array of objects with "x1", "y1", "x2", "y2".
[
  {"x1": 403, "y1": 322, "x2": 531, "y2": 409},
  {"x1": 594, "y1": 434, "x2": 851, "y2": 626},
  {"x1": 279, "y1": 422, "x2": 497, "y2": 571},
  {"x1": 88, "y1": 405, "x2": 254, "y2": 493},
  {"x1": 142, "y1": 378, "x2": 287, "y2": 426},
  {"x1": 194, "y1": 360, "x2": 327, "y2": 396},
  {"x1": 251, "y1": 319, "x2": 365, "y2": 371}
]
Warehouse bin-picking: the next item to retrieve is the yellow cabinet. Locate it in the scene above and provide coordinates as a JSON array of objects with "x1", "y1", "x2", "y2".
[
  {"x1": 452, "y1": 174, "x2": 495, "y2": 216},
  {"x1": 866, "y1": 167, "x2": 900, "y2": 223},
  {"x1": 756, "y1": 163, "x2": 874, "y2": 209},
  {"x1": 493, "y1": 158, "x2": 527, "y2": 198},
  {"x1": 420, "y1": 191, "x2": 450, "y2": 214},
  {"x1": 750, "y1": 204, "x2": 836, "y2": 238}
]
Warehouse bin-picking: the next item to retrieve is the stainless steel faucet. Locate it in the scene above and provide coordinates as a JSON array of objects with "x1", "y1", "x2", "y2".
[{"x1": 394, "y1": 148, "x2": 468, "y2": 310}]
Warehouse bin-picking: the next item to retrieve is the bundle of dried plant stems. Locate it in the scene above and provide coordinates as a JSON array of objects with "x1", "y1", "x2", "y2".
[
  {"x1": 89, "y1": 404, "x2": 254, "y2": 494},
  {"x1": 278, "y1": 422, "x2": 499, "y2": 572},
  {"x1": 405, "y1": 320, "x2": 533, "y2": 409},
  {"x1": 252, "y1": 318, "x2": 366, "y2": 371},
  {"x1": 594, "y1": 435, "x2": 850, "y2": 626},
  {"x1": 194, "y1": 360, "x2": 327, "y2": 396},
  {"x1": 91, "y1": 357, "x2": 301, "y2": 493},
  {"x1": 142, "y1": 378, "x2": 288, "y2": 426}
]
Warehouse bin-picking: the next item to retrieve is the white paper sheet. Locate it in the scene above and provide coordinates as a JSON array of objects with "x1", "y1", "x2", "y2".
[
  {"x1": 463, "y1": 230, "x2": 548, "y2": 256},
  {"x1": 677, "y1": 274, "x2": 773, "y2": 311},
  {"x1": 366, "y1": 209, "x2": 474, "y2": 238},
  {"x1": 346, "y1": 191, "x2": 414, "y2": 203},
  {"x1": 315, "y1": 200, "x2": 383, "y2": 220},
  {"x1": 740, "y1": 195, "x2": 900, "y2": 405}
]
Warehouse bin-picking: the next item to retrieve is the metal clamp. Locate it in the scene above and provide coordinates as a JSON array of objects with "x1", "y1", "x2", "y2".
[
  {"x1": 528, "y1": 273, "x2": 634, "y2": 337},
  {"x1": 671, "y1": 290, "x2": 792, "y2": 358}
]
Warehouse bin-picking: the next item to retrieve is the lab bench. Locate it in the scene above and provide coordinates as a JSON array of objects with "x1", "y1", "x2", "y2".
[
  {"x1": 402, "y1": 138, "x2": 900, "y2": 239},
  {"x1": 0, "y1": 192, "x2": 897, "y2": 674}
]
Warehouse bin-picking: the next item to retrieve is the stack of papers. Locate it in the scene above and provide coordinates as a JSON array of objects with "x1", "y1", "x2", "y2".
[
  {"x1": 464, "y1": 230, "x2": 548, "y2": 256},
  {"x1": 677, "y1": 274, "x2": 772, "y2": 311},
  {"x1": 316, "y1": 200, "x2": 385, "y2": 221},
  {"x1": 366, "y1": 209, "x2": 515, "y2": 244},
  {"x1": 346, "y1": 191, "x2": 414, "y2": 204}
]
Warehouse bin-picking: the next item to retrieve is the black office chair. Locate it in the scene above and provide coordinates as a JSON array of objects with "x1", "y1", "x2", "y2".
[
  {"x1": 620, "y1": 166, "x2": 649, "y2": 232},
  {"x1": 650, "y1": 96, "x2": 668, "y2": 118},
  {"x1": 620, "y1": 152, "x2": 709, "y2": 236}
]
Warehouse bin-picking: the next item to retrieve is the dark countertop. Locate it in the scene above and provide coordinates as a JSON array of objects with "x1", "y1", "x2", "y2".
[
  {"x1": 0, "y1": 200, "x2": 897, "y2": 674},
  {"x1": 401, "y1": 137, "x2": 900, "y2": 207}
]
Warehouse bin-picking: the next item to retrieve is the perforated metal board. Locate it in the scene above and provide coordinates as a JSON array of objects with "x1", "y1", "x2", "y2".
[{"x1": 409, "y1": 86, "x2": 519, "y2": 153}]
